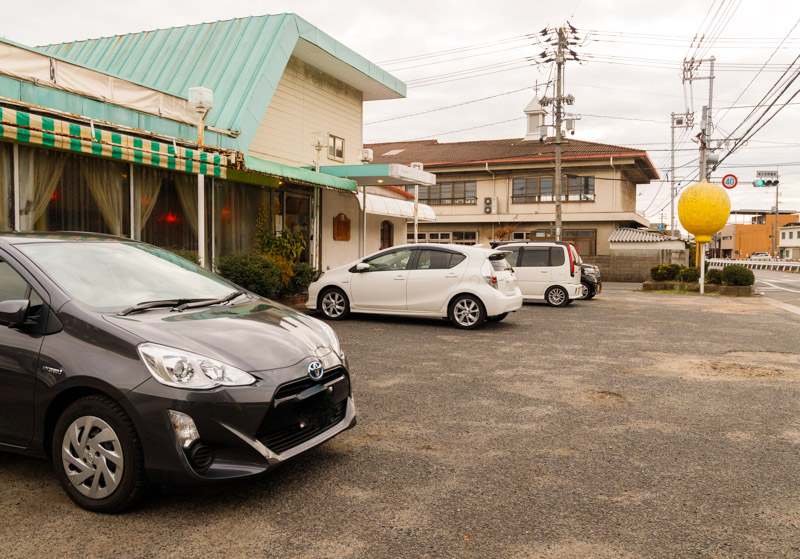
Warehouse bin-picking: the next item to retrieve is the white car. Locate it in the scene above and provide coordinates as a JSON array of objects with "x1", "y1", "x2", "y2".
[
  {"x1": 307, "y1": 244, "x2": 522, "y2": 329},
  {"x1": 749, "y1": 252, "x2": 771, "y2": 261},
  {"x1": 493, "y1": 241, "x2": 583, "y2": 306}
]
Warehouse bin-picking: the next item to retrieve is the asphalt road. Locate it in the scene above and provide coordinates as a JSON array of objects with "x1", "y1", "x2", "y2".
[
  {"x1": 1, "y1": 288, "x2": 799, "y2": 558},
  {"x1": 755, "y1": 269, "x2": 800, "y2": 310}
]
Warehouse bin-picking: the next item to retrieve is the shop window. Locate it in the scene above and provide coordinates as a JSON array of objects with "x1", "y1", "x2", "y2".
[
  {"x1": 213, "y1": 179, "x2": 274, "y2": 261},
  {"x1": 140, "y1": 173, "x2": 197, "y2": 251},
  {"x1": 380, "y1": 220, "x2": 393, "y2": 249},
  {"x1": 19, "y1": 148, "x2": 130, "y2": 236}
]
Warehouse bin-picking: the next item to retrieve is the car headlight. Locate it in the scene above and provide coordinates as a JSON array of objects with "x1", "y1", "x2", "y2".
[{"x1": 138, "y1": 343, "x2": 256, "y2": 390}]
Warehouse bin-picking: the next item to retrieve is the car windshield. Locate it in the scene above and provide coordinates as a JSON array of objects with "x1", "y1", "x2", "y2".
[{"x1": 18, "y1": 242, "x2": 236, "y2": 310}]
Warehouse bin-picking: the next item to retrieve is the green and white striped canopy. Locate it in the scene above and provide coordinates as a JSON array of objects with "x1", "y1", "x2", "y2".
[{"x1": 0, "y1": 106, "x2": 227, "y2": 178}]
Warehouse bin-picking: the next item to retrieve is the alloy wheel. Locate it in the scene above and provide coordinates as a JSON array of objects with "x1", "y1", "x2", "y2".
[
  {"x1": 547, "y1": 287, "x2": 567, "y2": 306},
  {"x1": 321, "y1": 290, "x2": 346, "y2": 318},
  {"x1": 453, "y1": 298, "x2": 480, "y2": 327},
  {"x1": 61, "y1": 415, "x2": 124, "y2": 500},
  {"x1": 580, "y1": 283, "x2": 590, "y2": 299}
]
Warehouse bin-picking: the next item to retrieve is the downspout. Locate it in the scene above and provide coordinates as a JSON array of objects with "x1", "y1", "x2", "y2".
[{"x1": 486, "y1": 162, "x2": 496, "y2": 241}]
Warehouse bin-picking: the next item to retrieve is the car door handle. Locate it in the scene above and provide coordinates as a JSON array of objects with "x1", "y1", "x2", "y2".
[
  {"x1": 445, "y1": 273, "x2": 459, "y2": 278},
  {"x1": 394, "y1": 275, "x2": 405, "y2": 280}
]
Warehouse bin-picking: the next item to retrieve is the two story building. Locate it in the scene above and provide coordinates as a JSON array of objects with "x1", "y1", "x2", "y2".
[
  {"x1": 779, "y1": 222, "x2": 800, "y2": 260},
  {"x1": 367, "y1": 98, "x2": 658, "y2": 257}
]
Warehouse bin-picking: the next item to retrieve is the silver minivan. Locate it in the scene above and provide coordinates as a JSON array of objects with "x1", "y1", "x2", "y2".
[{"x1": 496, "y1": 241, "x2": 583, "y2": 306}]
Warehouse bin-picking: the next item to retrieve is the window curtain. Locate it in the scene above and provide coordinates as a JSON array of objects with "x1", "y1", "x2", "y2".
[
  {"x1": 135, "y1": 166, "x2": 164, "y2": 233},
  {"x1": 18, "y1": 147, "x2": 66, "y2": 230},
  {"x1": 82, "y1": 158, "x2": 124, "y2": 236},
  {"x1": 0, "y1": 145, "x2": 10, "y2": 230},
  {"x1": 174, "y1": 173, "x2": 198, "y2": 234}
]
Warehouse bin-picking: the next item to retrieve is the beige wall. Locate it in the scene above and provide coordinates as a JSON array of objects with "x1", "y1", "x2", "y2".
[
  {"x1": 320, "y1": 189, "x2": 407, "y2": 270},
  {"x1": 249, "y1": 57, "x2": 363, "y2": 168},
  {"x1": 419, "y1": 164, "x2": 641, "y2": 223}
]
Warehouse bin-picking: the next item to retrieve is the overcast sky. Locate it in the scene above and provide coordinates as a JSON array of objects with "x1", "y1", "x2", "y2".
[{"x1": 3, "y1": 0, "x2": 799, "y2": 224}]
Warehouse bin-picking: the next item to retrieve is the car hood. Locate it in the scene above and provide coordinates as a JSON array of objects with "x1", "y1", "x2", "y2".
[{"x1": 103, "y1": 297, "x2": 341, "y2": 373}]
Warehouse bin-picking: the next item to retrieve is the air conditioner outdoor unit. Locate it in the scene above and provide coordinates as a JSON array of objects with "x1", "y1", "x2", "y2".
[
  {"x1": 359, "y1": 148, "x2": 374, "y2": 163},
  {"x1": 483, "y1": 197, "x2": 498, "y2": 214}
]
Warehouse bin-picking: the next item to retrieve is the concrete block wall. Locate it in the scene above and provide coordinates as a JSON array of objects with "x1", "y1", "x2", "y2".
[{"x1": 584, "y1": 249, "x2": 690, "y2": 282}]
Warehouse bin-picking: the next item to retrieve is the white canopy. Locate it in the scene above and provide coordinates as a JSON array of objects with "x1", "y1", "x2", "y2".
[{"x1": 357, "y1": 193, "x2": 436, "y2": 221}]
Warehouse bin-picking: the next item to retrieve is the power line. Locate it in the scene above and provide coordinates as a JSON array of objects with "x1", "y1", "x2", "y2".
[{"x1": 364, "y1": 85, "x2": 539, "y2": 125}]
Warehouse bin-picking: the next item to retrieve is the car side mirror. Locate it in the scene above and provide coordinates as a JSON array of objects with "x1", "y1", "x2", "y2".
[
  {"x1": 355, "y1": 262, "x2": 370, "y2": 273},
  {"x1": 0, "y1": 299, "x2": 30, "y2": 327}
]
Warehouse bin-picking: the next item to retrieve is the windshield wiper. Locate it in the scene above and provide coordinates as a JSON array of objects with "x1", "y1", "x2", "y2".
[
  {"x1": 117, "y1": 291, "x2": 243, "y2": 316},
  {"x1": 118, "y1": 298, "x2": 203, "y2": 316},
  {"x1": 172, "y1": 291, "x2": 244, "y2": 312}
]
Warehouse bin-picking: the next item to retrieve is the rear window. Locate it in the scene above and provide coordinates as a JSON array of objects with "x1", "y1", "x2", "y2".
[
  {"x1": 416, "y1": 249, "x2": 466, "y2": 270},
  {"x1": 488, "y1": 254, "x2": 512, "y2": 271},
  {"x1": 550, "y1": 247, "x2": 565, "y2": 266}
]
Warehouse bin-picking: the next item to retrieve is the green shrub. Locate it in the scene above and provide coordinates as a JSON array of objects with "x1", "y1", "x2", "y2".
[
  {"x1": 651, "y1": 263, "x2": 683, "y2": 281},
  {"x1": 283, "y1": 262, "x2": 318, "y2": 297},
  {"x1": 678, "y1": 266, "x2": 701, "y2": 282},
  {"x1": 217, "y1": 253, "x2": 281, "y2": 299},
  {"x1": 721, "y1": 264, "x2": 755, "y2": 286},
  {"x1": 705, "y1": 268, "x2": 723, "y2": 284},
  {"x1": 165, "y1": 248, "x2": 201, "y2": 265}
]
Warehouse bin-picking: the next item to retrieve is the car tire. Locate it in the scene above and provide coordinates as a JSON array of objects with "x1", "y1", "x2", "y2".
[
  {"x1": 545, "y1": 286, "x2": 569, "y2": 307},
  {"x1": 449, "y1": 295, "x2": 486, "y2": 329},
  {"x1": 52, "y1": 395, "x2": 148, "y2": 514},
  {"x1": 580, "y1": 281, "x2": 596, "y2": 300},
  {"x1": 487, "y1": 312, "x2": 508, "y2": 322},
  {"x1": 319, "y1": 288, "x2": 350, "y2": 320}
]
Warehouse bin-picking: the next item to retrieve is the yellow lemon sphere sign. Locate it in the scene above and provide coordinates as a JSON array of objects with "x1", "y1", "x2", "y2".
[{"x1": 678, "y1": 179, "x2": 731, "y2": 243}]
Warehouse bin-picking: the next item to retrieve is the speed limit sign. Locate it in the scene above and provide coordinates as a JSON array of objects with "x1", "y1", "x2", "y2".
[{"x1": 722, "y1": 174, "x2": 737, "y2": 189}]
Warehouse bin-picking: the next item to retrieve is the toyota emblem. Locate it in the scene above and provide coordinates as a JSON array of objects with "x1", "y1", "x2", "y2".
[{"x1": 308, "y1": 361, "x2": 323, "y2": 380}]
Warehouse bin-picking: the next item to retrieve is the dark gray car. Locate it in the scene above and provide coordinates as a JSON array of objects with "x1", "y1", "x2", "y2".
[{"x1": 0, "y1": 233, "x2": 355, "y2": 513}]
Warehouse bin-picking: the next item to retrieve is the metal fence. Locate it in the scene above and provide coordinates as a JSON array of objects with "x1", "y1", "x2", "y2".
[{"x1": 707, "y1": 259, "x2": 800, "y2": 272}]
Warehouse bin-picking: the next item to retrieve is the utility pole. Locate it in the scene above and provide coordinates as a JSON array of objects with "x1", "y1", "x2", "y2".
[
  {"x1": 554, "y1": 27, "x2": 564, "y2": 241},
  {"x1": 774, "y1": 180, "x2": 780, "y2": 257},
  {"x1": 670, "y1": 112, "x2": 693, "y2": 237},
  {"x1": 540, "y1": 26, "x2": 576, "y2": 241},
  {"x1": 683, "y1": 57, "x2": 715, "y2": 180}
]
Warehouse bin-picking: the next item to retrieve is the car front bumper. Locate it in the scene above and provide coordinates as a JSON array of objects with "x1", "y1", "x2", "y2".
[{"x1": 124, "y1": 360, "x2": 355, "y2": 485}]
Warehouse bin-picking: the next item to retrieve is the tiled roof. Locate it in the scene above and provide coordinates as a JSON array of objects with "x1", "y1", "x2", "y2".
[
  {"x1": 609, "y1": 227, "x2": 682, "y2": 243},
  {"x1": 366, "y1": 138, "x2": 658, "y2": 178}
]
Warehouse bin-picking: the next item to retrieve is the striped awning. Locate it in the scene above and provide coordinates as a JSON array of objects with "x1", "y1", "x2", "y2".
[{"x1": 0, "y1": 106, "x2": 227, "y2": 178}]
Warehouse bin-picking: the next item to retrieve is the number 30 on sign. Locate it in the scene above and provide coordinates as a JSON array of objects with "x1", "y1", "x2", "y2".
[{"x1": 722, "y1": 174, "x2": 737, "y2": 189}]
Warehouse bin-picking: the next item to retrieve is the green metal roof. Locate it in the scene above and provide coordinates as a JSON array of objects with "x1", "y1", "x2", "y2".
[
  {"x1": 37, "y1": 14, "x2": 406, "y2": 153},
  {"x1": 244, "y1": 155, "x2": 357, "y2": 191}
]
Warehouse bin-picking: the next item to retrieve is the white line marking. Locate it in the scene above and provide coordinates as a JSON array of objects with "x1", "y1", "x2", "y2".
[
  {"x1": 768, "y1": 300, "x2": 800, "y2": 316},
  {"x1": 760, "y1": 280, "x2": 800, "y2": 293}
]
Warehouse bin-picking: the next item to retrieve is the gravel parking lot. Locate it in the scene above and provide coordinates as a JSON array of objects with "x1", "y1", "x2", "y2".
[{"x1": 2, "y1": 287, "x2": 799, "y2": 558}]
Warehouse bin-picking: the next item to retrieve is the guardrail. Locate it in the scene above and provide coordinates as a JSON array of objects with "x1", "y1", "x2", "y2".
[{"x1": 707, "y1": 258, "x2": 800, "y2": 272}]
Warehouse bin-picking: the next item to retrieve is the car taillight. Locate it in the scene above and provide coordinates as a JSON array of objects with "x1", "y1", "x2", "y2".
[
  {"x1": 480, "y1": 260, "x2": 499, "y2": 289},
  {"x1": 569, "y1": 247, "x2": 575, "y2": 275}
]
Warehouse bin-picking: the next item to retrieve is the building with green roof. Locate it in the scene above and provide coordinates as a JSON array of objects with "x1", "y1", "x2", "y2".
[{"x1": 1, "y1": 14, "x2": 433, "y2": 270}]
